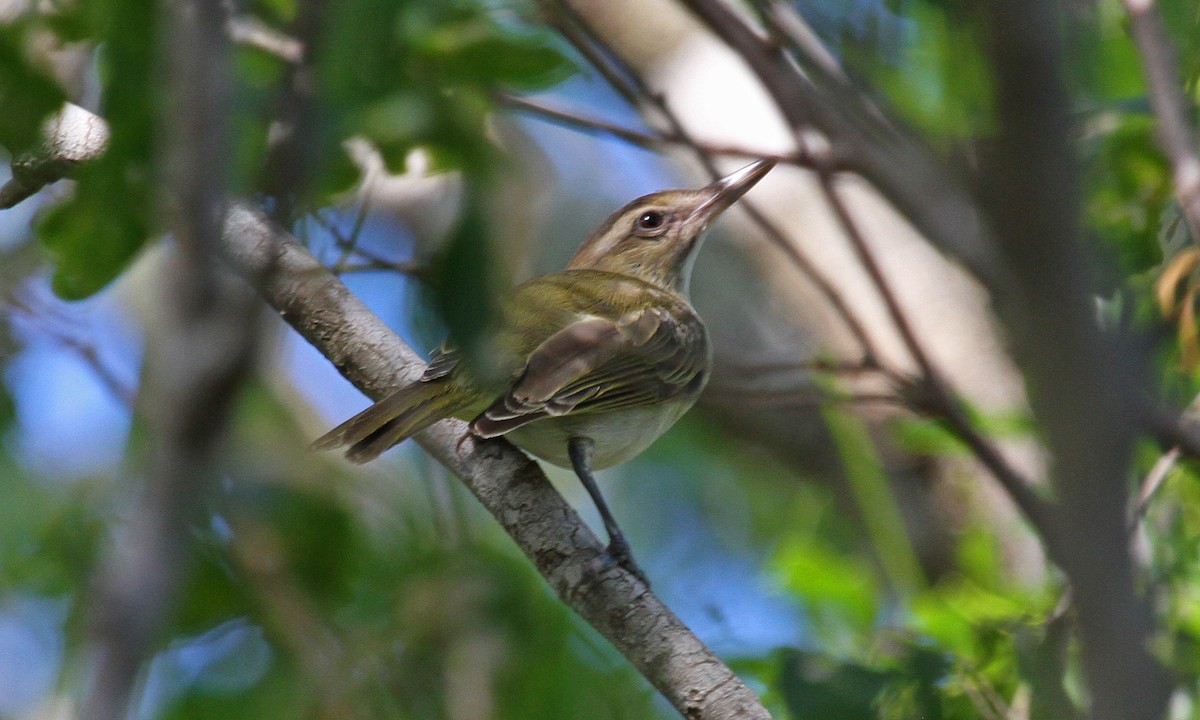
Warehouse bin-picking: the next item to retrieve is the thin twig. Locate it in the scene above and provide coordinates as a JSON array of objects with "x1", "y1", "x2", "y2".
[
  {"x1": 816, "y1": 171, "x2": 1055, "y2": 541},
  {"x1": 497, "y1": 92, "x2": 797, "y2": 164},
  {"x1": 1121, "y1": 0, "x2": 1200, "y2": 241},
  {"x1": 230, "y1": 520, "x2": 364, "y2": 718},
  {"x1": 677, "y1": 0, "x2": 1004, "y2": 291},
  {"x1": 3, "y1": 294, "x2": 137, "y2": 407},
  {"x1": 714, "y1": 357, "x2": 884, "y2": 377},
  {"x1": 1131, "y1": 447, "x2": 1180, "y2": 531},
  {"x1": 226, "y1": 15, "x2": 304, "y2": 64},
  {"x1": 702, "y1": 384, "x2": 904, "y2": 409},
  {"x1": 330, "y1": 258, "x2": 429, "y2": 277},
  {"x1": 545, "y1": 1, "x2": 884, "y2": 368}
]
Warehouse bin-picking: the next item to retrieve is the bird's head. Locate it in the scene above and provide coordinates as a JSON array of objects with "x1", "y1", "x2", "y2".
[{"x1": 567, "y1": 159, "x2": 775, "y2": 295}]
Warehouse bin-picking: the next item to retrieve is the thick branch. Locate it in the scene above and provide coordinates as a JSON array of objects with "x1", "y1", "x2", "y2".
[
  {"x1": 83, "y1": 2, "x2": 255, "y2": 719},
  {"x1": 979, "y1": 3, "x2": 1170, "y2": 718}
]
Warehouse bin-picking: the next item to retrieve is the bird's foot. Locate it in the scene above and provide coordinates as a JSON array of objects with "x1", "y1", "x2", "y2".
[{"x1": 604, "y1": 535, "x2": 650, "y2": 587}]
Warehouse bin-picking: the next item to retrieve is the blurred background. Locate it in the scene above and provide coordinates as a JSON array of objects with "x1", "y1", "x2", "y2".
[{"x1": 2, "y1": 0, "x2": 1199, "y2": 718}]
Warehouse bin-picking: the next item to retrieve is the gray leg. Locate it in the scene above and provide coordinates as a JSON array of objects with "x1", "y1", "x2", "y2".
[{"x1": 567, "y1": 436, "x2": 647, "y2": 583}]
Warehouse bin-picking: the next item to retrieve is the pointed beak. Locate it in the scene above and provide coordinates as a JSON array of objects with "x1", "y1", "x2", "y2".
[{"x1": 688, "y1": 159, "x2": 776, "y2": 226}]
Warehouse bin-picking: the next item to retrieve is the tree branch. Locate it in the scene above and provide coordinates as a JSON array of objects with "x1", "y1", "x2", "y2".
[
  {"x1": 1, "y1": 95, "x2": 773, "y2": 717},
  {"x1": 676, "y1": 0, "x2": 1005, "y2": 287},
  {"x1": 1121, "y1": 0, "x2": 1200, "y2": 241},
  {"x1": 82, "y1": 2, "x2": 257, "y2": 719},
  {"x1": 220, "y1": 202, "x2": 772, "y2": 720},
  {"x1": 0, "y1": 102, "x2": 110, "y2": 209},
  {"x1": 546, "y1": 2, "x2": 884, "y2": 366},
  {"x1": 978, "y1": 2, "x2": 1170, "y2": 717},
  {"x1": 816, "y1": 173, "x2": 1056, "y2": 544}
]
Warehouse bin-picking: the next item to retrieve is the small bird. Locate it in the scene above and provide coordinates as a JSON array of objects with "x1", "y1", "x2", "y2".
[{"x1": 313, "y1": 159, "x2": 775, "y2": 578}]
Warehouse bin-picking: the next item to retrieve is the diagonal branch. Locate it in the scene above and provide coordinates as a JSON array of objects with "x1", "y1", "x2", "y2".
[
  {"x1": 546, "y1": 1, "x2": 884, "y2": 366},
  {"x1": 815, "y1": 172, "x2": 1056, "y2": 543},
  {"x1": 676, "y1": 0, "x2": 1004, "y2": 286},
  {"x1": 1, "y1": 104, "x2": 772, "y2": 720},
  {"x1": 220, "y1": 202, "x2": 772, "y2": 720},
  {"x1": 652, "y1": 0, "x2": 1047, "y2": 543},
  {"x1": 1121, "y1": 0, "x2": 1200, "y2": 241}
]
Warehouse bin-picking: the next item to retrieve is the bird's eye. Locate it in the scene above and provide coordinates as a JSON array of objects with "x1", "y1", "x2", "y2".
[{"x1": 634, "y1": 210, "x2": 668, "y2": 236}]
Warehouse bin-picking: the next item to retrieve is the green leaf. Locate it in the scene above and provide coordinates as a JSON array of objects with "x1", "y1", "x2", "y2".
[
  {"x1": 772, "y1": 539, "x2": 881, "y2": 642},
  {"x1": 822, "y1": 403, "x2": 924, "y2": 596},
  {"x1": 37, "y1": 168, "x2": 151, "y2": 298},
  {"x1": 433, "y1": 32, "x2": 575, "y2": 90},
  {"x1": 35, "y1": 0, "x2": 159, "y2": 299},
  {"x1": 427, "y1": 182, "x2": 498, "y2": 362},
  {"x1": 779, "y1": 649, "x2": 896, "y2": 720},
  {"x1": 0, "y1": 28, "x2": 67, "y2": 155},
  {"x1": 891, "y1": 416, "x2": 970, "y2": 456}
]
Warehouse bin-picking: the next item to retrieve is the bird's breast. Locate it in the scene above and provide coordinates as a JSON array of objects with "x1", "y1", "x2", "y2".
[{"x1": 505, "y1": 396, "x2": 698, "y2": 469}]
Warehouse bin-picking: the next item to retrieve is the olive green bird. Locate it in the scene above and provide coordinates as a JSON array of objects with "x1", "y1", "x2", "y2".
[{"x1": 313, "y1": 159, "x2": 775, "y2": 578}]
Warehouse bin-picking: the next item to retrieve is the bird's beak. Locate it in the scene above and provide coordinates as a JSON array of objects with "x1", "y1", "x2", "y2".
[{"x1": 688, "y1": 159, "x2": 776, "y2": 226}]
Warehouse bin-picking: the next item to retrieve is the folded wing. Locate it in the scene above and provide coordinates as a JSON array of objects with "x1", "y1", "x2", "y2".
[{"x1": 471, "y1": 305, "x2": 707, "y2": 438}]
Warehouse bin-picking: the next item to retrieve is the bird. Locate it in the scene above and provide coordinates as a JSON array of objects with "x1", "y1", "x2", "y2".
[{"x1": 313, "y1": 159, "x2": 775, "y2": 579}]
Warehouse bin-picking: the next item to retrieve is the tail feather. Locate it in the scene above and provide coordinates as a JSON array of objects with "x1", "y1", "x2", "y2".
[{"x1": 310, "y1": 380, "x2": 473, "y2": 464}]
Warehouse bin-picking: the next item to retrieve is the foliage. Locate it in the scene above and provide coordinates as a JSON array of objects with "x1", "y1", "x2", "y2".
[{"x1": 2, "y1": 0, "x2": 1200, "y2": 718}]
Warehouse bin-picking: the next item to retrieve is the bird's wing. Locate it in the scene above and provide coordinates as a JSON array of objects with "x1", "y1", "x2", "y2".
[
  {"x1": 420, "y1": 343, "x2": 460, "y2": 381},
  {"x1": 470, "y1": 305, "x2": 707, "y2": 438}
]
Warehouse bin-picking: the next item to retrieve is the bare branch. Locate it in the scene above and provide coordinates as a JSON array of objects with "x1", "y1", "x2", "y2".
[
  {"x1": 2, "y1": 293, "x2": 136, "y2": 407},
  {"x1": 1132, "y1": 447, "x2": 1179, "y2": 530},
  {"x1": 83, "y1": 2, "x2": 255, "y2": 719},
  {"x1": 546, "y1": 2, "x2": 884, "y2": 366},
  {"x1": 677, "y1": 0, "x2": 1005, "y2": 286},
  {"x1": 816, "y1": 173, "x2": 1054, "y2": 541},
  {"x1": 226, "y1": 14, "x2": 304, "y2": 64},
  {"x1": 979, "y1": 1, "x2": 1170, "y2": 717},
  {"x1": 497, "y1": 91, "x2": 797, "y2": 164},
  {"x1": 0, "y1": 103, "x2": 110, "y2": 208},
  {"x1": 1121, "y1": 0, "x2": 1200, "y2": 241}
]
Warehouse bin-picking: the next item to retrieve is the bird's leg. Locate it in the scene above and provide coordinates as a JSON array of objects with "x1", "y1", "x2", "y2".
[{"x1": 567, "y1": 436, "x2": 647, "y2": 584}]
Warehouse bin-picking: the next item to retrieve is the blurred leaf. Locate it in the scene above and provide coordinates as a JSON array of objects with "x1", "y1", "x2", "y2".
[
  {"x1": 311, "y1": 0, "x2": 572, "y2": 206},
  {"x1": 822, "y1": 404, "x2": 923, "y2": 596},
  {"x1": 429, "y1": 31, "x2": 575, "y2": 90},
  {"x1": 427, "y1": 185, "x2": 498, "y2": 364},
  {"x1": 1156, "y1": 247, "x2": 1200, "y2": 371},
  {"x1": 35, "y1": 0, "x2": 158, "y2": 299},
  {"x1": 891, "y1": 416, "x2": 970, "y2": 457},
  {"x1": 1015, "y1": 611, "x2": 1082, "y2": 720},
  {"x1": 774, "y1": 538, "x2": 881, "y2": 642},
  {"x1": 780, "y1": 649, "x2": 895, "y2": 720},
  {"x1": 1083, "y1": 113, "x2": 1169, "y2": 286},
  {"x1": 0, "y1": 384, "x2": 14, "y2": 431},
  {"x1": 779, "y1": 644, "x2": 953, "y2": 720},
  {"x1": 852, "y1": 2, "x2": 992, "y2": 139},
  {"x1": 0, "y1": 474, "x2": 104, "y2": 599},
  {"x1": 0, "y1": 27, "x2": 67, "y2": 155}
]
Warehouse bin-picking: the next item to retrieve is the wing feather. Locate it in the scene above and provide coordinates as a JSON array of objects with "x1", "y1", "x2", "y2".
[{"x1": 470, "y1": 305, "x2": 707, "y2": 438}]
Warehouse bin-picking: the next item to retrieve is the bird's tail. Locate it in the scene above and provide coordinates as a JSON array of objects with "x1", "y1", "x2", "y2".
[{"x1": 310, "y1": 380, "x2": 474, "y2": 464}]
